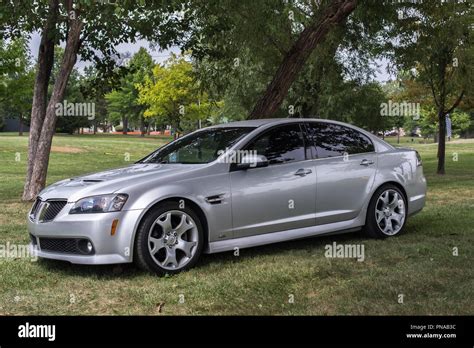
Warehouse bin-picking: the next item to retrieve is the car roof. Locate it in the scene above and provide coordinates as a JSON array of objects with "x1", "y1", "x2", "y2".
[
  {"x1": 195, "y1": 117, "x2": 394, "y2": 153},
  {"x1": 210, "y1": 118, "x2": 286, "y2": 128},
  {"x1": 209, "y1": 118, "x2": 394, "y2": 151},
  {"x1": 211, "y1": 118, "x2": 357, "y2": 128}
]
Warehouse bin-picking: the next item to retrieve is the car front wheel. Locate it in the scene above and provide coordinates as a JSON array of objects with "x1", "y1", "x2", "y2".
[{"x1": 134, "y1": 201, "x2": 203, "y2": 276}]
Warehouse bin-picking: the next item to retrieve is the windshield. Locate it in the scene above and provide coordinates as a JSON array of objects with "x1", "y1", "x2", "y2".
[{"x1": 139, "y1": 127, "x2": 255, "y2": 164}]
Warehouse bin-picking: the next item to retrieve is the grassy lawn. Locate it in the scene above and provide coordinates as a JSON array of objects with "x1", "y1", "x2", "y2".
[{"x1": 0, "y1": 133, "x2": 472, "y2": 315}]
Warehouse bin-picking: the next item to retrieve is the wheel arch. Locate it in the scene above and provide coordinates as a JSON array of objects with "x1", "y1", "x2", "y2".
[
  {"x1": 130, "y1": 197, "x2": 209, "y2": 261},
  {"x1": 369, "y1": 181, "x2": 409, "y2": 214}
]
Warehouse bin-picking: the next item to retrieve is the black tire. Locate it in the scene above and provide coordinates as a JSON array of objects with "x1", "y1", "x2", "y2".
[
  {"x1": 364, "y1": 184, "x2": 407, "y2": 239},
  {"x1": 134, "y1": 201, "x2": 204, "y2": 276}
]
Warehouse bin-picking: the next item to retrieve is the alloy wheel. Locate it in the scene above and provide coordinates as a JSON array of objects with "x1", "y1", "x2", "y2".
[
  {"x1": 148, "y1": 210, "x2": 199, "y2": 270},
  {"x1": 375, "y1": 189, "x2": 406, "y2": 236}
]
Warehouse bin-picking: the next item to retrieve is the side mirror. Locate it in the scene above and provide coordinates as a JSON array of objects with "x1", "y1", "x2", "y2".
[{"x1": 235, "y1": 154, "x2": 269, "y2": 170}]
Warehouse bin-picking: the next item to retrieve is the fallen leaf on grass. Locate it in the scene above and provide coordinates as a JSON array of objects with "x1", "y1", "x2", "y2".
[{"x1": 156, "y1": 302, "x2": 165, "y2": 313}]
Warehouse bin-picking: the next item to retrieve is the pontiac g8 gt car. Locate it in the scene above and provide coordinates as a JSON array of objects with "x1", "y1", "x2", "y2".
[{"x1": 28, "y1": 119, "x2": 426, "y2": 275}]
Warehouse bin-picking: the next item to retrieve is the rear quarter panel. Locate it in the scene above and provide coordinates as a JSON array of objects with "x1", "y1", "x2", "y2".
[{"x1": 374, "y1": 149, "x2": 427, "y2": 215}]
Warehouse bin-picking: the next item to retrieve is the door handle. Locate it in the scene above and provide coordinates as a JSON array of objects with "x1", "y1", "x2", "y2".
[
  {"x1": 360, "y1": 159, "x2": 374, "y2": 166},
  {"x1": 294, "y1": 168, "x2": 312, "y2": 176}
]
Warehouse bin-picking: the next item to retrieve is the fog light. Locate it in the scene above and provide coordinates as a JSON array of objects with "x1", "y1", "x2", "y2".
[{"x1": 77, "y1": 239, "x2": 94, "y2": 255}]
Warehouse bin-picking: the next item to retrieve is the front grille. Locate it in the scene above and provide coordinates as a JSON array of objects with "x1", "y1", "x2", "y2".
[
  {"x1": 42, "y1": 201, "x2": 67, "y2": 221},
  {"x1": 38, "y1": 238, "x2": 94, "y2": 255},
  {"x1": 29, "y1": 198, "x2": 41, "y2": 219},
  {"x1": 30, "y1": 198, "x2": 67, "y2": 222}
]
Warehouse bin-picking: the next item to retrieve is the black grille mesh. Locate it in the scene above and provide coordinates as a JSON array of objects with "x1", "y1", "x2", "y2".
[
  {"x1": 30, "y1": 199, "x2": 67, "y2": 222},
  {"x1": 30, "y1": 199, "x2": 40, "y2": 216},
  {"x1": 39, "y1": 238, "x2": 93, "y2": 255},
  {"x1": 42, "y1": 201, "x2": 67, "y2": 221}
]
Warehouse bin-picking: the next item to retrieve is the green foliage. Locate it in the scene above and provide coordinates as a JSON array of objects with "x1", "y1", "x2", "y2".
[
  {"x1": 138, "y1": 54, "x2": 222, "y2": 132},
  {"x1": 389, "y1": 1, "x2": 473, "y2": 112},
  {"x1": 0, "y1": 38, "x2": 34, "y2": 126},
  {"x1": 2, "y1": 1, "x2": 187, "y2": 75},
  {"x1": 79, "y1": 65, "x2": 117, "y2": 132},
  {"x1": 55, "y1": 73, "x2": 92, "y2": 134},
  {"x1": 105, "y1": 47, "x2": 155, "y2": 131},
  {"x1": 451, "y1": 111, "x2": 471, "y2": 136},
  {"x1": 186, "y1": 0, "x2": 396, "y2": 123},
  {"x1": 404, "y1": 106, "x2": 471, "y2": 139}
]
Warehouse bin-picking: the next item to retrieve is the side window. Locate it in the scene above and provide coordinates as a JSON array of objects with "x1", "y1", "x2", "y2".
[
  {"x1": 245, "y1": 124, "x2": 306, "y2": 165},
  {"x1": 341, "y1": 126, "x2": 375, "y2": 154},
  {"x1": 306, "y1": 122, "x2": 374, "y2": 159}
]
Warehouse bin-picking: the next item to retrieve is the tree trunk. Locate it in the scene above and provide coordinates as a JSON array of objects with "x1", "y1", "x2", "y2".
[
  {"x1": 437, "y1": 108, "x2": 446, "y2": 175},
  {"x1": 140, "y1": 114, "x2": 145, "y2": 137},
  {"x1": 397, "y1": 127, "x2": 400, "y2": 144},
  {"x1": 122, "y1": 116, "x2": 128, "y2": 135},
  {"x1": 19, "y1": 114, "x2": 23, "y2": 136},
  {"x1": 24, "y1": 17, "x2": 83, "y2": 200},
  {"x1": 249, "y1": 0, "x2": 358, "y2": 119},
  {"x1": 22, "y1": 0, "x2": 59, "y2": 200}
]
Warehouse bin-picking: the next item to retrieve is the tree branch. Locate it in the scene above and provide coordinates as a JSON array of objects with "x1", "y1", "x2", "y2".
[
  {"x1": 445, "y1": 90, "x2": 465, "y2": 115},
  {"x1": 249, "y1": 0, "x2": 358, "y2": 118}
]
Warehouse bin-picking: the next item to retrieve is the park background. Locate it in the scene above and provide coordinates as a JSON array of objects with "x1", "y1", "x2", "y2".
[{"x1": 0, "y1": 1, "x2": 472, "y2": 315}]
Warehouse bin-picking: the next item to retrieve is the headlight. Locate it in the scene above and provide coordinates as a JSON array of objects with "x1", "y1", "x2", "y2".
[{"x1": 69, "y1": 194, "x2": 128, "y2": 214}]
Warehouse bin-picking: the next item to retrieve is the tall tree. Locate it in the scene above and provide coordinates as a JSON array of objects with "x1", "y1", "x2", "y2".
[
  {"x1": 105, "y1": 47, "x2": 155, "y2": 135},
  {"x1": 185, "y1": 0, "x2": 392, "y2": 120},
  {"x1": 138, "y1": 54, "x2": 221, "y2": 134},
  {"x1": 389, "y1": 1, "x2": 473, "y2": 174},
  {"x1": 1, "y1": 1, "x2": 184, "y2": 200}
]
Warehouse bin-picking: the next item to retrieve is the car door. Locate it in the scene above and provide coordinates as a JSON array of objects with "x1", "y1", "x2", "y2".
[
  {"x1": 305, "y1": 122, "x2": 377, "y2": 225},
  {"x1": 230, "y1": 123, "x2": 316, "y2": 238}
]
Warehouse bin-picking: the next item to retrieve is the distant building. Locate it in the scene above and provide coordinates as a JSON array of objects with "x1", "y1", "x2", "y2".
[{"x1": 1, "y1": 118, "x2": 29, "y2": 132}]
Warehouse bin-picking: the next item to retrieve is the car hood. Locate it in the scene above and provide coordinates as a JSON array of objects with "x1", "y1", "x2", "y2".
[{"x1": 38, "y1": 163, "x2": 203, "y2": 202}]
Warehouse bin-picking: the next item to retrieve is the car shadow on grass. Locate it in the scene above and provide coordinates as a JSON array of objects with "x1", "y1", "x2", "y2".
[
  {"x1": 198, "y1": 231, "x2": 366, "y2": 266},
  {"x1": 36, "y1": 230, "x2": 376, "y2": 278}
]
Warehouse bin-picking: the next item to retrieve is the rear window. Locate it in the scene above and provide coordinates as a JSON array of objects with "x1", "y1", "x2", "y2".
[{"x1": 306, "y1": 122, "x2": 374, "y2": 158}]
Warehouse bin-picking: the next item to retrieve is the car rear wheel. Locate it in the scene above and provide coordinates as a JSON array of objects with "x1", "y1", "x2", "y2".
[
  {"x1": 134, "y1": 201, "x2": 204, "y2": 276},
  {"x1": 364, "y1": 184, "x2": 407, "y2": 238}
]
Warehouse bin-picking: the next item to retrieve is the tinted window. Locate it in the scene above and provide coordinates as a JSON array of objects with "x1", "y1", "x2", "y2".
[
  {"x1": 306, "y1": 123, "x2": 374, "y2": 158},
  {"x1": 246, "y1": 124, "x2": 306, "y2": 164},
  {"x1": 140, "y1": 127, "x2": 254, "y2": 164}
]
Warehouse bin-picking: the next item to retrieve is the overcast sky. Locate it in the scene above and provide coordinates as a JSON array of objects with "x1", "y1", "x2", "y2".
[
  {"x1": 28, "y1": 32, "x2": 180, "y2": 68},
  {"x1": 28, "y1": 33, "x2": 393, "y2": 82}
]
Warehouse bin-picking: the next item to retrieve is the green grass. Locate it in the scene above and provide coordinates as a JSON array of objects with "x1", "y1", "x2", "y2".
[{"x1": 0, "y1": 134, "x2": 472, "y2": 315}]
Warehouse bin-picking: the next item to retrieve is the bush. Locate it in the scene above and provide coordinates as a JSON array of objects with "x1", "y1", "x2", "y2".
[
  {"x1": 114, "y1": 125, "x2": 123, "y2": 132},
  {"x1": 55, "y1": 116, "x2": 91, "y2": 134}
]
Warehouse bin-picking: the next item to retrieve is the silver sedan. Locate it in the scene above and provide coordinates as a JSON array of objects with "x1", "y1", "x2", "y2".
[{"x1": 28, "y1": 119, "x2": 427, "y2": 275}]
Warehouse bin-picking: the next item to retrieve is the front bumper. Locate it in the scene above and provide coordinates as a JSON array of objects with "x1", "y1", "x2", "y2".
[{"x1": 28, "y1": 203, "x2": 143, "y2": 265}]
